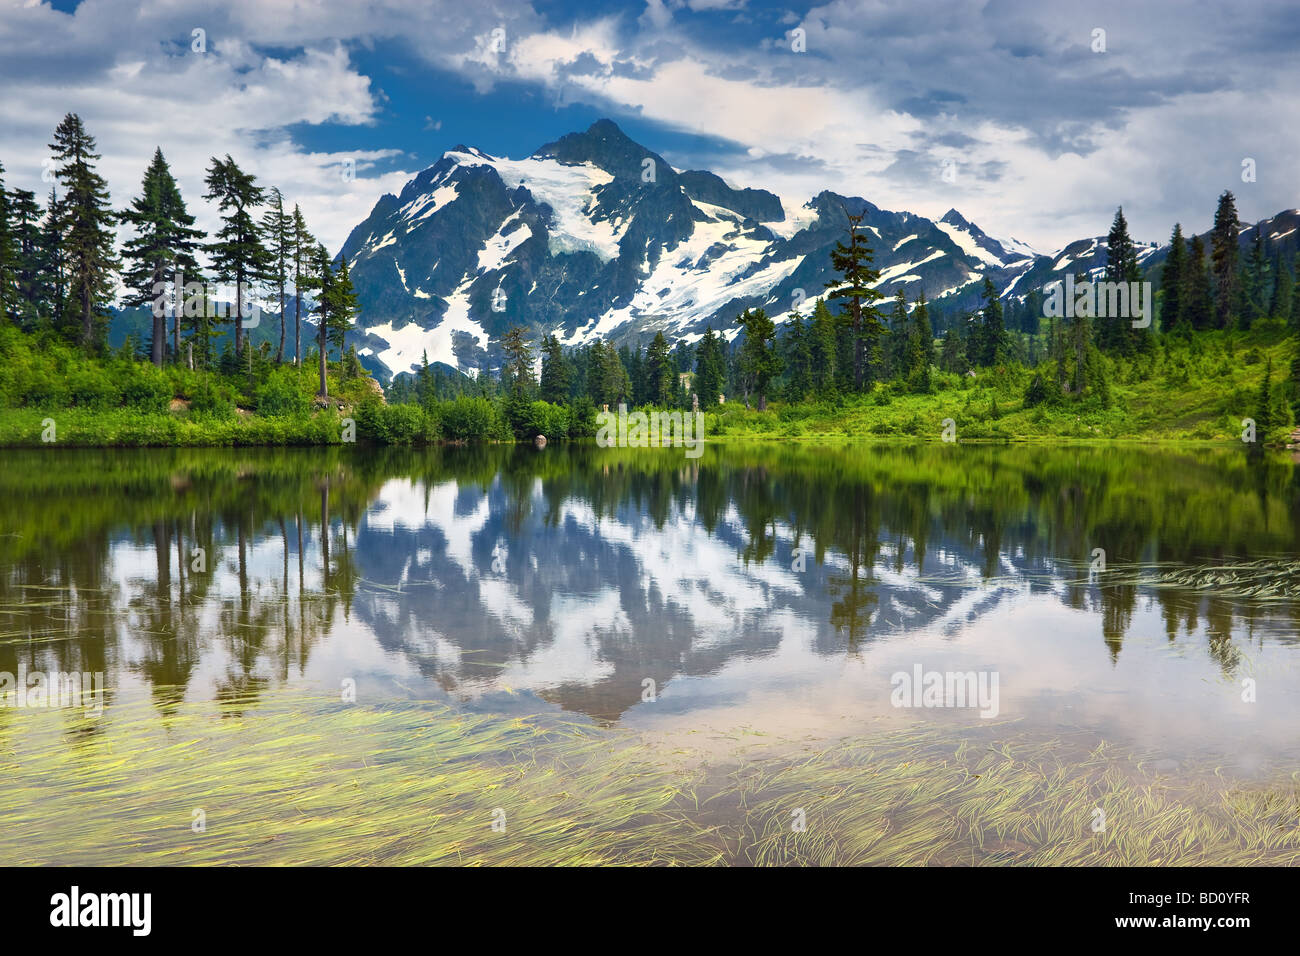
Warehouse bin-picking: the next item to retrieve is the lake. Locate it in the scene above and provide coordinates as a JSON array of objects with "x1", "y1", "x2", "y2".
[{"x1": 2, "y1": 442, "x2": 1298, "y2": 865}]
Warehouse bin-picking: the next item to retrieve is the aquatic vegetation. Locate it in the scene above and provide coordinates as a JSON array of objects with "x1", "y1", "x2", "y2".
[{"x1": 3, "y1": 698, "x2": 1298, "y2": 866}]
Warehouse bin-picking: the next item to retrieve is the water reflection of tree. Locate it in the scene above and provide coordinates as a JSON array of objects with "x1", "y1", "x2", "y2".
[
  {"x1": 0, "y1": 450, "x2": 375, "y2": 719},
  {"x1": 1, "y1": 442, "x2": 1297, "y2": 725}
]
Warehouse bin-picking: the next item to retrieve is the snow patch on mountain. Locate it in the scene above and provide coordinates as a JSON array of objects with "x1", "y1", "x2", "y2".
[
  {"x1": 446, "y1": 149, "x2": 624, "y2": 261},
  {"x1": 371, "y1": 282, "x2": 491, "y2": 376}
]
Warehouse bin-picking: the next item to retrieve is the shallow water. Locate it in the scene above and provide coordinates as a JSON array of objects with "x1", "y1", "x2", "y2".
[{"x1": 1, "y1": 442, "x2": 1298, "y2": 862}]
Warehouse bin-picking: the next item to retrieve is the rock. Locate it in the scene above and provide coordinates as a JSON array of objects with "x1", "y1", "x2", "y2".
[{"x1": 534, "y1": 434, "x2": 547, "y2": 448}]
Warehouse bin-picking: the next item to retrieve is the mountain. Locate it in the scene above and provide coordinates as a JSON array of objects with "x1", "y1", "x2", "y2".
[
  {"x1": 337, "y1": 119, "x2": 1051, "y2": 381},
  {"x1": 335, "y1": 119, "x2": 1297, "y2": 382}
]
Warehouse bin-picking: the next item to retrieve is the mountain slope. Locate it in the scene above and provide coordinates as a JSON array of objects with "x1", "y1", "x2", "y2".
[
  {"x1": 338, "y1": 119, "x2": 1295, "y2": 383},
  {"x1": 338, "y1": 120, "x2": 1055, "y2": 381}
]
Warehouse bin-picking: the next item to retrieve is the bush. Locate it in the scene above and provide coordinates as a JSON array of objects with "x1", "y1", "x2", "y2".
[
  {"x1": 566, "y1": 397, "x2": 597, "y2": 438},
  {"x1": 357, "y1": 398, "x2": 429, "y2": 444},
  {"x1": 440, "y1": 396, "x2": 507, "y2": 441},
  {"x1": 18, "y1": 369, "x2": 71, "y2": 409},
  {"x1": 119, "y1": 363, "x2": 173, "y2": 413},
  {"x1": 255, "y1": 367, "x2": 311, "y2": 417},
  {"x1": 189, "y1": 380, "x2": 236, "y2": 419},
  {"x1": 1022, "y1": 372, "x2": 1050, "y2": 408},
  {"x1": 67, "y1": 366, "x2": 121, "y2": 410},
  {"x1": 522, "y1": 400, "x2": 570, "y2": 440}
]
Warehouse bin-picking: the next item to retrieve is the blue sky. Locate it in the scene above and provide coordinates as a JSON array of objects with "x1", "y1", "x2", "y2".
[{"x1": 3, "y1": 0, "x2": 1297, "y2": 255}]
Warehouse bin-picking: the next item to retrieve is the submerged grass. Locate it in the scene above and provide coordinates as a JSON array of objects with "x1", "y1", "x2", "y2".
[
  {"x1": 1058, "y1": 557, "x2": 1300, "y2": 602},
  {"x1": 2, "y1": 697, "x2": 1298, "y2": 866},
  {"x1": 729, "y1": 728, "x2": 1300, "y2": 865},
  {"x1": 0, "y1": 696, "x2": 721, "y2": 866}
]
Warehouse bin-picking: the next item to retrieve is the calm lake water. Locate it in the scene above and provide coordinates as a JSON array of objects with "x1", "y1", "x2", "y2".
[{"x1": 2, "y1": 442, "x2": 1299, "y2": 863}]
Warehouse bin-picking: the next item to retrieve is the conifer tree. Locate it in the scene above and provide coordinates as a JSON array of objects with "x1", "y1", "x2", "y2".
[
  {"x1": 325, "y1": 255, "x2": 357, "y2": 361},
  {"x1": 261, "y1": 187, "x2": 292, "y2": 363},
  {"x1": 0, "y1": 162, "x2": 17, "y2": 323},
  {"x1": 6, "y1": 187, "x2": 43, "y2": 328},
  {"x1": 39, "y1": 187, "x2": 66, "y2": 329},
  {"x1": 499, "y1": 325, "x2": 534, "y2": 400},
  {"x1": 780, "y1": 311, "x2": 810, "y2": 401},
  {"x1": 735, "y1": 307, "x2": 781, "y2": 409},
  {"x1": 693, "y1": 325, "x2": 724, "y2": 406},
  {"x1": 1210, "y1": 190, "x2": 1242, "y2": 328},
  {"x1": 644, "y1": 331, "x2": 674, "y2": 406},
  {"x1": 310, "y1": 243, "x2": 332, "y2": 397},
  {"x1": 807, "y1": 298, "x2": 837, "y2": 393},
  {"x1": 1183, "y1": 234, "x2": 1214, "y2": 331},
  {"x1": 1099, "y1": 206, "x2": 1142, "y2": 353},
  {"x1": 1161, "y1": 223, "x2": 1187, "y2": 333},
  {"x1": 538, "y1": 334, "x2": 572, "y2": 404},
  {"x1": 291, "y1": 204, "x2": 315, "y2": 366},
  {"x1": 1242, "y1": 229, "x2": 1268, "y2": 326},
  {"x1": 908, "y1": 290, "x2": 933, "y2": 391},
  {"x1": 824, "y1": 207, "x2": 884, "y2": 390},
  {"x1": 1267, "y1": 253, "x2": 1291, "y2": 321},
  {"x1": 973, "y1": 278, "x2": 1005, "y2": 367},
  {"x1": 119, "y1": 148, "x2": 203, "y2": 365},
  {"x1": 204, "y1": 154, "x2": 270, "y2": 356},
  {"x1": 48, "y1": 113, "x2": 119, "y2": 349}
]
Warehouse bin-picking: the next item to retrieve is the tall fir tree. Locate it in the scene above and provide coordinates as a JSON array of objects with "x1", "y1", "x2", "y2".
[
  {"x1": 693, "y1": 325, "x2": 724, "y2": 406},
  {"x1": 5, "y1": 187, "x2": 44, "y2": 328},
  {"x1": 119, "y1": 148, "x2": 203, "y2": 366},
  {"x1": 824, "y1": 207, "x2": 884, "y2": 390},
  {"x1": 973, "y1": 278, "x2": 1005, "y2": 367},
  {"x1": 1098, "y1": 206, "x2": 1144, "y2": 354},
  {"x1": 324, "y1": 255, "x2": 358, "y2": 362},
  {"x1": 48, "y1": 113, "x2": 119, "y2": 349},
  {"x1": 0, "y1": 162, "x2": 17, "y2": 323},
  {"x1": 780, "y1": 311, "x2": 810, "y2": 401},
  {"x1": 907, "y1": 290, "x2": 933, "y2": 391},
  {"x1": 644, "y1": 331, "x2": 674, "y2": 406},
  {"x1": 735, "y1": 307, "x2": 781, "y2": 409},
  {"x1": 1242, "y1": 229, "x2": 1269, "y2": 326},
  {"x1": 1210, "y1": 190, "x2": 1242, "y2": 328},
  {"x1": 39, "y1": 187, "x2": 66, "y2": 330},
  {"x1": 807, "y1": 297, "x2": 837, "y2": 393},
  {"x1": 499, "y1": 325, "x2": 534, "y2": 400},
  {"x1": 261, "y1": 187, "x2": 292, "y2": 363},
  {"x1": 204, "y1": 154, "x2": 270, "y2": 356},
  {"x1": 310, "y1": 243, "x2": 333, "y2": 397},
  {"x1": 291, "y1": 204, "x2": 315, "y2": 367},
  {"x1": 1267, "y1": 253, "x2": 1291, "y2": 321},
  {"x1": 1161, "y1": 223, "x2": 1187, "y2": 333},
  {"x1": 1183, "y1": 233, "x2": 1214, "y2": 331},
  {"x1": 538, "y1": 334, "x2": 573, "y2": 404}
]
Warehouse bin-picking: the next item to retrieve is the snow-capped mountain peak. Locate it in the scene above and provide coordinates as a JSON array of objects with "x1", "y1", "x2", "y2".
[{"x1": 339, "y1": 122, "x2": 1057, "y2": 380}]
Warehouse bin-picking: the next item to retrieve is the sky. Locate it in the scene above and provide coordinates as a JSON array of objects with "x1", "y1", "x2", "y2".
[{"x1": 1, "y1": 0, "x2": 1297, "y2": 257}]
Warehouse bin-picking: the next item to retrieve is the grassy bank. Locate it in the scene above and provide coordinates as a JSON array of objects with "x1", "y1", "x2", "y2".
[
  {"x1": 708, "y1": 327, "x2": 1299, "y2": 443},
  {"x1": 2, "y1": 324, "x2": 1297, "y2": 447}
]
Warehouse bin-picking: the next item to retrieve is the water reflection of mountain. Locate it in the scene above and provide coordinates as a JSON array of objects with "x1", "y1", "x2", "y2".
[{"x1": 0, "y1": 444, "x2": 1297, "y2": 724}]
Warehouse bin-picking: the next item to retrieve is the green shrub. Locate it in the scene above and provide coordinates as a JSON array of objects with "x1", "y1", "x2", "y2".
[
  {"x1": 119, "y1": 363, "x2": 173, "y2": 413},
  {"x1": 67, "y1": 366, "x2": 121, "y2": 410},
  {"x1": 523, "y1": 400, "x2": 570, "y2": 440},
  {"x1": 440, "y1": 396, "x2": 507, "y2": 441},
  {"x1": 255, "y1": 367, "x2": 311, "y2": 417},
  {"x1": 189, "y1": 380, "x2": 236, "y2": 419}
]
